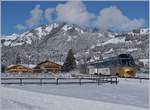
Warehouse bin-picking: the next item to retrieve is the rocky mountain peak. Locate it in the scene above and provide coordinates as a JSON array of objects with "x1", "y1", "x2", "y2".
[{"x1": 1, "y1": 23, "x2": 149, "y2": 66}]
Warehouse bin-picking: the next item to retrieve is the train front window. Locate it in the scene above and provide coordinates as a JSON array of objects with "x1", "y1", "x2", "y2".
[
  {"x1": 119, "y1": 54, "x2": 135, "y2": 66},
  {"x1": 120, "y1": 58, "x2": 135, "y2": 66}
]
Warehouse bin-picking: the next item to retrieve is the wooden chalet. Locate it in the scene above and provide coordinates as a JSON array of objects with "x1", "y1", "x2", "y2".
[
  {"x1": 33, "y1": 60, "x2": 62, "y2": 73},
  {"x1": 7, "y1": 64, "x2": 33, "y2": 74}
]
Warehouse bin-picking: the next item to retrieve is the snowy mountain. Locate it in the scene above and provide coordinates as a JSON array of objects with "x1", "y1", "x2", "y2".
[
  {"x1": 88, "y1": 28, "x2": 149, "y2": 61},
  {"x1": 1, "y1": 23, "x2": 149, "y2": 66},
  {"x1": 1, "y1": 23, "x2": 90, "y2": 47}
]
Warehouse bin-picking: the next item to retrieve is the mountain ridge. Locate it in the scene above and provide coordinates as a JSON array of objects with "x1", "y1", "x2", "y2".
[{"x1": 1, "y1": 23, "x2": 149, "y2": 66}]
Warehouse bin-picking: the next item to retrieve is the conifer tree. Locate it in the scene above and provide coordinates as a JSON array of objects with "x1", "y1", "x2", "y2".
[
  {"x1": 1, "y1": 65, "x2": 6, "y2": 73},
  {"x1": 62, "y1": 49, "x2": 76, "y2": 72}
]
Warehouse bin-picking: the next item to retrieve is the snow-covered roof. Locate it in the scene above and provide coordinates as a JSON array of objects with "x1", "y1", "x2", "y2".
[
  {"x1": 55, "y1": 62, "x2": 64, "y2": 66},
  {"x1": 8, "y1": 64, "x2": 36, "y2": 68},
  {"x1": 38, "y1": 60, "x2": 63, "y2": 66}
]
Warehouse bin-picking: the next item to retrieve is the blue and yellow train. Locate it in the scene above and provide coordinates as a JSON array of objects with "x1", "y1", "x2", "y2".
[{"x1": 89, "y1": 54, "x2": 137, "y2": 77}]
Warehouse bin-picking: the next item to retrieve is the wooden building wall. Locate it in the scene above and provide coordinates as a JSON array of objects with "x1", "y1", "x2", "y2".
[{"x1": 34, "y1": 60, "x2": 62, "y2": 73}]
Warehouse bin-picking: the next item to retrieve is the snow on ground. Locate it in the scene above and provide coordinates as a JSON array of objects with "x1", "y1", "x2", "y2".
[
  {"x1": 140, "y1": 28, "x2": 149, "y2": 35},
  {"x1": 67, "y1": 36, "x2": 72, "y2": 41},
  {"x1": 1, "y1": 97, "x2": 44, "y2": 110},
  {"x1": 4, "y1": 34, "x2": 18, "y2": 40},
  {"x1": 102, "y1": 37, "x2": 133, "y2": 46},
  {"x1": 1, "y1": 78, "x2": 149, "y2": 110},
  {"x1": 139, "y1": 59, "x2": 149, "y2": 66},
  {"x1": 127, "y1": 48, "x2": 138, "y2": 52},
  {"x1": 3, "y1": 41, "x2": 11, "y2": 46},
  {"x1": 102, "y1": 37, "x2": 126, "y2": 45},
  {"x1": 105, "y1": 48, "x2": 114, "y2": 54},
  {"x1": 136, "y1": 73, "x2": 149, "y2": 78},
  {"x1": 1, "y1": 81, "x2": 149, "y2": 110}
]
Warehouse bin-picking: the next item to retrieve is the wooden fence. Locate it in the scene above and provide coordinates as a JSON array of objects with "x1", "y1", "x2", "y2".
[{"x1": 1, "y1": 76, "x2": 118, "y2": 85}]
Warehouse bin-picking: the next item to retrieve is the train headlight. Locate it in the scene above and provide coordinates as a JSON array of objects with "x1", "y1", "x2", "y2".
[
  {"x1": 124, "y1": 68, "x2": 134, "y2": 75},
  {"x1": 126, "y1": 70, "x2": 133, "y2": 74}
]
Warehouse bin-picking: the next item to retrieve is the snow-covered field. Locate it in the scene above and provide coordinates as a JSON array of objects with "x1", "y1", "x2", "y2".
[{"x1": 1, "y1": 78, "x2": 149, "y2": 110}]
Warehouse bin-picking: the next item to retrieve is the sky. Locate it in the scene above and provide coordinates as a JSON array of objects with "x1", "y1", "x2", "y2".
[{"x1": 1, "y1": 1, "x2": 149, "y2": 35}]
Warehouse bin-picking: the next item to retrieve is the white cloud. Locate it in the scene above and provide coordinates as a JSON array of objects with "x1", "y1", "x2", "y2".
[
  {"x1": 16, "y1": 24, "x2": 27, "y2": 31},
  {"x1": 16, "y1": 3, "x2": 146, "y2": 32},
  {"x1": 26, "y1": 5, "x2": 43, "y2": 27},
  {"x1": 45, "y1": 8, "x2": 55, "y2": 23},
  {"x1": 56, "y1": 1, "x2": 95, "y2": 26},
  {"x1": 96, "y1": 6, "x2": 145, "y2": 31}
]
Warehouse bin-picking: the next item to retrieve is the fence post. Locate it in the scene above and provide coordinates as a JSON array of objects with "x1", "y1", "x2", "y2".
[
  {"x1": 56, "y1": 78, "x2": 59, "y2": 85},
  {"x1": 79, "y1": 78, "x2": 82, "y2": 85},
  {"x1": 20, "y1": 78, "x2": 22, "y2": 86},
  {"x1": 98, "y1": 77, "x2": 100, "y2": 85},
  {"x1": 110, "y1": 77, "x2": 112, "y2": 84},
  {"x1": 102, "y1": 76, "x2": 105, "y2": 83},
  {"x1": 116, "y1": 77, "x2": 118, "y2": 85},
  {"x1": 40, "y1": 78, "x2": 42, "y2": 86}
]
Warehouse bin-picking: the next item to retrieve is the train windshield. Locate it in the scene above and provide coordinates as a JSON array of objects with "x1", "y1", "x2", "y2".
[
  {"x1": 118, "y1": 54, "x2": 135, "y2": 66},
  {"x1": 91, "y1": 54, "x2": 136, "y2": 68}
]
